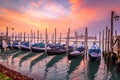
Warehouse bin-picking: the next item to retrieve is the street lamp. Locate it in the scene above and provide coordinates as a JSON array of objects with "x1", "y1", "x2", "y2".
[
  {"x1": 6, "y1": 26, "x2": 14, "y2": 37},
  {"x1": 114, "y1": 13, "x2": 120, "y2": 21},
  {"x1": 6, "y1": 26, "x2": 14, "y2": 43}
]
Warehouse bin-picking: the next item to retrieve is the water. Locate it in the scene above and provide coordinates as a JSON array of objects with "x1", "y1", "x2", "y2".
[{"x1": 0, "y1": 49, "x2": 120, "y2": 80}]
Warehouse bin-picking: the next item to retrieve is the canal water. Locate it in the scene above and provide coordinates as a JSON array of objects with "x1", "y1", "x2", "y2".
[{"x1": 0, "y1": 49, "x2": 120, "y2": 80}]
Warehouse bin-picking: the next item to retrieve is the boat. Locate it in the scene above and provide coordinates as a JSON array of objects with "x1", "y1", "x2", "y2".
[
  {"x1": 68, "y1": 46, "x2": 85, "y2": 60},
  {"x1": 47, "y1": 48, "x2": 67, "y2": 55},
  {"x1": 31, "y1": 42, "x2": 45, "y2": 53},
  {"x1": 46, "y1": 43, "x2": 73, "y2": 55},
  {"x1": 12, "y1": 41, "x2": 25, "y2": 50},
  {"x1": 13, "y1": 43, "x2": 19, "y2": 50},
  {"x1": 20, "y1": 42, "x2": 31, "y2": 51},
  {"x1": 0, "y1": 43, "x2": 2, "y2": 48},
  {"x1": 89, "y1": 43, "x2": 101, "y2": 62}
]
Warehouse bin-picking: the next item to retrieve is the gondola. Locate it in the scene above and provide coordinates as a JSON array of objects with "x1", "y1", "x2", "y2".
[
  {"x1": 12, "y1": 42, "x2": 19, "y2": 50},
  {"x1": 20, "y1": 42, "x2": 31, "y2": 51},
  {"x1": 0, "y1": 44, "x2": 2, "y2": 48},
  {"x1": 12, "y1": 41, "x2": 25, "y2": 50},
  {"x1": 47, "y1": 48, "x2": 67, "y2": 55},
  {"x1": 68, "y1": 46, "x2": 85, "y2": 60},
  {"x1": 31, "y1": 42, "x2": 46, "y2": 53},
  {"x1": 31, "y1": 47, "x2": 45, "y2": 53},
  {"x1": 46, "y1": 43, "x2": 73, "y2": 55},
  {"x1": 89, "y1": 48, "x2": 101, "y2": 62}
]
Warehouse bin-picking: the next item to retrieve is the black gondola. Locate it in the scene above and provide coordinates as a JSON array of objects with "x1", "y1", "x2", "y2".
[
  {"x1": 46, "y1": 43, "x2": 73, "y2": 55},
  {"x1": 20, "y1": 45, "x2": 31, "y2": 51},
  {"x1": 47, "y1": 48, "x2": 67, "y2": 55},
  {"x1": 68, "y1": 46, "x2": 85, "y2": 60},
  {"x1": 89, "y1": 48, "x2": 101, "y2": 62},
  {"x1": 31, "y1": 42, "x2": 45, "y2": 53},
  {"x1": 20, "y1": 42, "x2": 31, "y2": 51},
  {"x1": 31, "y1": 47, "x2": 45, "y2": 53}
]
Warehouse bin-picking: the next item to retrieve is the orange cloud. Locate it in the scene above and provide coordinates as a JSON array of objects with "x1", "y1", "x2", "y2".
[
  {"x1": 1, "y1": 0, "x2": 119, "y2": 37},
  {"x1": 0, "y1": 6, "x2": 72, "y2": 37}
]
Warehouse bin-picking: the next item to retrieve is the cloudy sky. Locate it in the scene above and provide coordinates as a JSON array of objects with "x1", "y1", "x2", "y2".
[{"x1": 0, "y1": 0, "x2": 120, "y2": 37}]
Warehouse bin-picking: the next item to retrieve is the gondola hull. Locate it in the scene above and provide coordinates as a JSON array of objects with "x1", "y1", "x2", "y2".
[
  {"x1": 89, "y1": 52, "x2": 101, "y2": 62},
  {"x1": 13, "y1": 45, "x2": 20, "y2": 50},
  {"x1": 20, "y1": 46, "x2": 30, "y2": 51},
  {"x1": 31, "y1": 47, "x2": 45, "y2": 53},
  {"x1": 47, "y1": 49, "x2": 67, "y2": 55},
  {"x1": 68, "y1": 50, "x2": 84, "y2": 60}
]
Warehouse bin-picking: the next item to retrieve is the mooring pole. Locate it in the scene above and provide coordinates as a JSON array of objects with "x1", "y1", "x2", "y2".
[
  {"x1": 37, "y1": 30, "x2": 39, "y2": 43},
  {"x1": 12, "y1": 33, "x2": 14, "y2": 41},
  {"x1": 67, "y1": 27, "x2": 70, "y2": 57},
  {"x1": 75, "y1": 31, "x2": 78, "y2": 50},
  {"x1": 30, "y1": 30, "x2": 33, "y2": 42},
  {"x1": 55, "y1": 28, "x2": 57, "y2": 44},
  {"x1": 23, "y1": 32, "x2": 26, "y2": 42},
  {"x1": 34, "y1": 32, "x2": 35, "y2": 43},
  {"x1": 105, "y1": 26, "x2": 108, "y2": 53},
  {"x1": 45, "y1": 28, "x2": 48, "y2": 54},
  {"x1": 108, "y1": 29, "x2": 110, "y2": 53},
  {"x1": 85, "y1": 27, "x2": 88, "y2": 60},
  {"x1": 28, "y1": 33, "x2": 29, "y2": 42},
  {"x1": 40, "y1": 33, "x2": 42, "y2": 42},
  {"x1": 118, "y1": 38, "x2": 120, "y2": 56},
  {"x1": 60, "y1": 33, "x2": 62, "y2": 44},
  {"x1": 102, "y1": 31, "x2": 104, "y2": 52},
  {"x1": 99, "y1": 32, "x2": 101, "y2": 49},
  {"x1": 111, "y1": 11, "x2": 114, "y2": 53}
]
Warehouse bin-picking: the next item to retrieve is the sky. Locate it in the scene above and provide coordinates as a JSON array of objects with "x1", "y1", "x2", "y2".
[{"x1": 0, "y1": 0, "x2": 120, "y2": 37}]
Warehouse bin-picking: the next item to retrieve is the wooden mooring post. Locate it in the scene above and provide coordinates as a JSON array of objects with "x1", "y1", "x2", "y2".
[
  {"x1": 12, "y1": 33, "x2": 14, "y2": 41},
  {"x1": 55, "y1": 28, "x2": 57, "y2": 44},
  {"x1": 34, "y1": 32, "x2": 35, "y2": 43},
  {"x1": 59, "y1": 33, "x2": 62, "y2": 44},
  {"x1": 40, "y1": 33, "x2": 42, "y2": 42},
  {"x1": 99, "y1": 32, "x2": 101, "y2": 49},
  {"x1": 37, "y1": 30, "x2": 39, "y2": 43},
  {"x1": 45, "y1": 28, "x2": 48, "y2": 53},
  {"x1": 23, "y1": 32, "x2": 26, "y2": 42},
  {"x1": 30, "y1": 30, "x2": 33, "y2": 42},
  {"x1": 107, "y1": 29, "x2": 110, "y2": 53},
  {"x1": 102, "y1": 30, "x2": 104, "y2": 52},
  {"x1": 66, "y1": 27, "x2": 70, "y2": 57},
  {"x1": 28, "y1": 33, "x2": 29, "y2": 42},
  {"x1": 84, "y1": 27, "x2": 88, "y2": 60}
]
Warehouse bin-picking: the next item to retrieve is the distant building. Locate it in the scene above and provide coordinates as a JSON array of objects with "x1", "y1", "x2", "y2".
[{"x1": 63, "y1": 35, "x2": 97, "y2": 40}]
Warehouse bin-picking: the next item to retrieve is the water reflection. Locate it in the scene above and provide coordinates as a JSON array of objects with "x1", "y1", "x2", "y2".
[
  {"x1": 29, "y1": 53, "x2": 47, "y2": 72},
  {"x1": 67, "y1": 57, "x2": 83, "y2": 80},
  {"x1": 1, "y1": 50, "x2": 120, "y2": 80},
  {"x1": 44, "y1": 54, "x2": 66, "y2": 79},
  {"x1": 19, "y1": 52, "x2": 40, "y2": 67},
  {"x1": 0, "y1": 53, "x2": 8, "y2": 61},
  {"x1": 6, "y1": 49, "x2": 18, "y2": 56},
  {"x1": 11, "y1": 51, "x2": 28, "y2": 65},
  {"x1": 12, "y1": 51, "x2": 28, "y2": 59},
  {"x1": 88, "y1": 60, "x2": 100, "y2": 80}
]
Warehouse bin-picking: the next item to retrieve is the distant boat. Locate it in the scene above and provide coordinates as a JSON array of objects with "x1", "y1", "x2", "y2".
[{"x1": 68, "y1": 46, "x2": 85, "y2": 60}]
